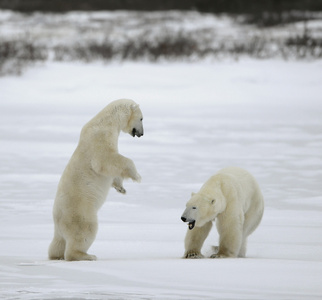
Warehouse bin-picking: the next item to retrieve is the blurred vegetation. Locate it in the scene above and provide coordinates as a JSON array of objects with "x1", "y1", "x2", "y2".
[
  {"x1": 0, "y1": 39, "x2": 47, "y2": 75},
  {"x1": 1, "y1": 26, "x2": 322, "y2": 75},
  {"x1": 1, "y1": 1, "x2": 322, "y2": 75}
]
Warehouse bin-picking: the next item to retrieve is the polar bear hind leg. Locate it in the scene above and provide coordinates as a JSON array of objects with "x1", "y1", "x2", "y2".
[
  {"x1": 238, "y1": 214, "x2": 261, "y2": 258},
  {"x1": 238, "y1": 195, "x2": 264, "y2": 257},
  {"x1": 48, "y1": 231, "x2": 66, "y2": 260},
  {"x1": 238, "y1": 238, "x2": 247, "y2": 258},
  {"x1": 62, "y1": 218, "x2": 98, "y2": 261}
]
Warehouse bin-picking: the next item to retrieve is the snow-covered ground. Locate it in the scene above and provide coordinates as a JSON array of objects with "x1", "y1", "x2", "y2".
[{"x1": 0, "y1": 59, "x2": 322, "y2": 299}]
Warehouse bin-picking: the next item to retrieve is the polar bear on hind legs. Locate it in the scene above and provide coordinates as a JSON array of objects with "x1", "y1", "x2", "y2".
[
  {"x1": 181, "y1": 167, "x2": 264, "y2": 259},
  {"x1": 48, "y1": 99, "x2": 143, "y2": 261}
]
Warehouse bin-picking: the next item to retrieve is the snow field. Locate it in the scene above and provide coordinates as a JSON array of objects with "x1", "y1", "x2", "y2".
[{"x1": 0, "y1": 60, "x2": 322, "y2": 299}]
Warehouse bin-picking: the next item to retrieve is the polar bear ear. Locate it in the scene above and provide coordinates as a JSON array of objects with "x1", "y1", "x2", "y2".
[{"x1": 131, "y1": 104, "x2": 139, "y2": 111}]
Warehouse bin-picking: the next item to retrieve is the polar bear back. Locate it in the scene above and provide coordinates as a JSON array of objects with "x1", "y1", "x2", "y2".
[{"x1": 202, "y1": 166, "x2": 263, "y2": 214}]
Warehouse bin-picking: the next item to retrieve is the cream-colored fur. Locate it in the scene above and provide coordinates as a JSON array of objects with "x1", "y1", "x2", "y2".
[
  {"x1": 181, "y1": 167, "x2": 264, "y2": 258},
  {"x1": 48, "y1": 99, "x2": 143, "y2": 261}
]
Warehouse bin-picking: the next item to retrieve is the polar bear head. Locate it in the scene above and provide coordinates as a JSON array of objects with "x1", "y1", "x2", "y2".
[
  {"x1": 181, "y1": 191, "x2": 226, "y2": 230},
  {"x1": 123, "y1": 103, "x2": 144, "y2": 138}
]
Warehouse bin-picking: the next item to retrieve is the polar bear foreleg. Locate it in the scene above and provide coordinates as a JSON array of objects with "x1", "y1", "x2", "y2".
[
  {"x1": 184, "y1": 221, "x2": 212, "y2": 259},
  {"x1": 92, "y1": 153, "x2": 141, "y2": 182},
  {"x1": 118, "y1": 156, "x2": 141, "y2": 182},
  {"x1": 212, "y1": 225, "x2": 243, "y2": 258}
]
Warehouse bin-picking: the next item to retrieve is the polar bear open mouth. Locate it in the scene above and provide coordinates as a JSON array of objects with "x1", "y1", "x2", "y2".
[{"x1": 188, "y1": 220, "x2": 195, "y2": 230}]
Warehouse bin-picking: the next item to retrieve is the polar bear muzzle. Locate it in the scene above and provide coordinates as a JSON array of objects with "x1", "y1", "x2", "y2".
[{"x1": 132, "y1": 128, "x2": 143, "y2": 137}]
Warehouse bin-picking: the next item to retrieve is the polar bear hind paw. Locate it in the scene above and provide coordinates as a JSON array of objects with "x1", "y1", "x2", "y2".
[
  {"x1": 65, "y1": 251, "x2": 97, "y2": 261},
  {"x1": 184, "y1": 252, "x2": 204, "y2": 259},
  {"x1": 85, "y1": 254, "x2": 97, "y2": 261}
]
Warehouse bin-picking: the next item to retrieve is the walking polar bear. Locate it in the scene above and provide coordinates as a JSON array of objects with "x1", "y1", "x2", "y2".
[
  {"x1": 181, "y1": 167, "x2": 264, "y2": 258},
  {"x1": 48, "y1": 99, "x2": 143, "y2": 261}
]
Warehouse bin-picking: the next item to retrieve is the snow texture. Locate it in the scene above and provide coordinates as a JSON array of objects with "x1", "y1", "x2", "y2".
[{"x1": 1, "y1": 59, "x2": 322, "y2": 299}]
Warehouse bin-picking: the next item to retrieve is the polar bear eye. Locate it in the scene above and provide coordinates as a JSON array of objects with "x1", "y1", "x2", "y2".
[
  {"x1": 140, "y1": 118, "x2": 143, "y2": 121},
  {"x1": 211, "y1": 199, "x2": 215, "y2": 204},
  {"x1": 192, "y1": 206, "x2": 197, "y2": 209}
]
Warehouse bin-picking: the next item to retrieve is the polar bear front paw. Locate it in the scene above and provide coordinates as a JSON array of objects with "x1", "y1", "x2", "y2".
[
  {"x1": 210, "y1": 253, "x2": 228, "y2": 259},
  {"x1": 114, "y1": 186, "x2": 126, "y2": 194},
  {"x1": 184, "y1": 252, "x2": 204, "y2": 259},
  {"x1": 132, "y1": 172, "x2": 141, "y2": 183},
  {"x1": 112, "y1": 177, "x2": 126, "y2": 194},
  {"x1": 121, "y1": 164, "x2": 141, "y2": 183}
]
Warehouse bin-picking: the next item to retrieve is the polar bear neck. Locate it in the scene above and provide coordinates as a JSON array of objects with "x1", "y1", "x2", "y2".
[
  {"x1": 80, "y1": 121, "x2": 120, "y2": 153},
  {"x1": 80, "y1": 103, "x2": 132, "y2": 152},
  {"x1": 93, "y1": 103, "x2": 131, "y2": 133}
]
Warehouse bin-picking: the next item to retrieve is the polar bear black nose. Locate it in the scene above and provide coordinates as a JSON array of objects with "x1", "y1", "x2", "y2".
[
  {"x1": 132, "y1": 128, "x2": 144, "y2": 137},
  {"x1": 181, "y1": 216, "x2": 186, "y2": 222}
]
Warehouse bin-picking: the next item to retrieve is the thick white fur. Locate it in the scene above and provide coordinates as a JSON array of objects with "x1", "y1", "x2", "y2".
[
  {"x1": 48, "y1": 99, "x2": 143, "y2": 261},
  {"x1": 181, "y1": 167, "x2": 264, "y2": 259}
]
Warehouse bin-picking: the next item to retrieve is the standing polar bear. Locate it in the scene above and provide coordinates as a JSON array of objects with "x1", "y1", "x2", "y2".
[
  {"x1": 181, "y1": 167, "x2": 264, "y2": 258},
  {"x1": 48, "y1": 99, "x2": 143, "y2": 261}
]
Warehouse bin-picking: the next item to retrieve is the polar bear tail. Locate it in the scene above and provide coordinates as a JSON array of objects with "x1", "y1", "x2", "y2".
[{"x1": 48, "y1": 234, "x2": 66, "y2": 260}]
